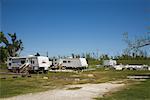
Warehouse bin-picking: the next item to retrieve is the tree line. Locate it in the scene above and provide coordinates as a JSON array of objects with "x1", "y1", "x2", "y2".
[{"x1": 0, "y1": 31, "x2": 149, "y2": 65}]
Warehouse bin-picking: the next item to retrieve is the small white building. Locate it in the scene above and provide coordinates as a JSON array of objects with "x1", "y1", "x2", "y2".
[
  {"x1": 7, "y1": 55, "x2": 52, "y2": 73},
  {"x1": 103, "y1": 60, "x2": 117, "y2": 66},
  {"x1": 51, "y1": 58, "x2": 88, "y2": 69}
]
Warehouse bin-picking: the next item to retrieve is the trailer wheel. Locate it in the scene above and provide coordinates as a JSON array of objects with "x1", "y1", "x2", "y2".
[
  {"x1": 62, "y1": 66, "x2": 66, "y2": 70},
  {"x1": 44, "y1": 70, "x2": 48, "y2": 74}
]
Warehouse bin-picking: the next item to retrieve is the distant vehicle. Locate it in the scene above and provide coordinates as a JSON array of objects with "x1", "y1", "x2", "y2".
[
  {"x1": 7, "y1": 55, "x2": 52, "y2": 73},
  {"x1": 113, "y1": 65, "x2": 125, "y2": 70},
  {"x1": 103, "y1": 60, "x2": 117, "y2": 67},
  {"x1": 51, "y1": 58, "x2": 88, "y2": 70}
]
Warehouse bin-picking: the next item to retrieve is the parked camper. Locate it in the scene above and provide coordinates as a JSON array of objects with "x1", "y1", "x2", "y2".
[
  {"x1": 125, "y1": 65, "x2": 149, "y2": 70},
  {"x1": 112, "y1": 64, "x2": 150, "y2": 71},
  {"x1": 7, "y1": 57, "x2": 26, "y2": 70},
  {"x1": 51, "y1": 58, "x2": 88, "y2": 70},
  {"x1": 103, "y1": 60, "x2": 117, "y2": 67},
  {"x1": 7, "y1": 55, "x2": 51, "y2": 73}
]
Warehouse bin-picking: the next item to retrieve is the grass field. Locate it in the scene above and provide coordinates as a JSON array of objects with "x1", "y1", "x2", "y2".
[{"x1": 0, "y1": 66, "x2": 150, "y2": 99}]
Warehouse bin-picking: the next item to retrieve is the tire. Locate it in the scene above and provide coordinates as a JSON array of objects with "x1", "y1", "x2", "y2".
[{"x1": 43, "y1": 70, "x2": 48, "y2": 74}]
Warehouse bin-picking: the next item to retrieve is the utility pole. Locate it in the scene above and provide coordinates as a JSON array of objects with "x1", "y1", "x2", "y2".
[
  {"x1": 96, "y1": 49, "x2": 99, "y2": 59},
  {"x1": 46, "y1": 51, "x2": 48, "y2": 57}
]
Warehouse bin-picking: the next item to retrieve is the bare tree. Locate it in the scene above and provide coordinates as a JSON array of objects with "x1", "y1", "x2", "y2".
[{"x1": 123, "y1": 32, "x2": 150, "y2": 57}]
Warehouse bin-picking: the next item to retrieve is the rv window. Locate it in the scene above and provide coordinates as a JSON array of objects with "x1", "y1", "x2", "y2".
[
  {"x1": 42, "y1": 61, "x2": 46, "y2": 63},
  {"x1": 9, "y1": 63, "x2": 11, "y2": 66},
  {"x1": 68, "y1": 61, "x2": 71, "y2": 63},
  {"x1": 21, "y1": 60, "x2": 25, "y2": 64},
  {"x1": 31, "y1": 60, "x2": 34, "y2": 64},
  {"x1": 63, "y1": 61, "x2": 67, "y2": 63},
  {"x1": 32, "y1": 61, "x2": 35, "y2": 64},
  {"x1": 12, "y1": 59, "x2": 20, "y2": 63}
]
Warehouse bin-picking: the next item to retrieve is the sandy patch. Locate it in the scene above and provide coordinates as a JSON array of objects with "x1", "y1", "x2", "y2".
[{"x1": 1, "y1": 81, "x2": 124, "y2": 100}]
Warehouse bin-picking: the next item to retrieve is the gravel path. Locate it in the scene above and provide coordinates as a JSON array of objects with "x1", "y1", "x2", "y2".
[{"x1": 2, "y1": 82, "x2": 124, "y2": 100}]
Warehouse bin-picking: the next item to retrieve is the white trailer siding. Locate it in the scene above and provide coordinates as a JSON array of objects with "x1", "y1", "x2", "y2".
[
  {"x1": 7, "y1": 57, "x2": 26, "y2": 69},
  {"x1": 79, "y1": 58, "x2": 88, "y2": 67},
  {"x1": 61, "y1": 58, "x2": 88, "y2": 68},
  {"x1": 7, "y1": 56, "x2": 51, "y2": 71},
  {"x1": 37, "y1": 56, "x2": 50, "y2": 70},
  {"x1": 103, "y1": 60, "x2": 117, "y2": 66},
  {"x1": 28, "y1": 57, "x2": 39, "y2": 70},
  {"x1": 113, "y1": 65, "x2": 124, "y2": 70},
  {"x1": 51, "y1": 58, "x2": 88, "y2": 69}
]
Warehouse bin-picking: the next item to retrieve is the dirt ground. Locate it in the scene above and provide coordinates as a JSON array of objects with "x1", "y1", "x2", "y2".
[{"x1": 2, "y1": 81, "x2": 124, "y2": 100}]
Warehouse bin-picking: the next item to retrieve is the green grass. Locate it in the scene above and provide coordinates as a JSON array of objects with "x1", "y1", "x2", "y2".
[
  {"x1": 0, "y1": 66, "x2": 150, "y2": 98},
  {"x1": 0, "y1": 76, "x2": 54, "y2": 98},
  {"x1": 0, "y1": 64, "x2": 8, "y2": 72},
  {"x1": 0, "y1": 72, "x2": 81, "y2": 98},
  {"x1": 96, "y1": 80, "x2": 150, "y2": 100},
  {"x1": 0, "y1": 64, "x2": 7, "y2": 69}
]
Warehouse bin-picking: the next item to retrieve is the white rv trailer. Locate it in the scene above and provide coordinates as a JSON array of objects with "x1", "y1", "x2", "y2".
[
  {"x1": 103, "y1": 60, "x2": 117, "y2": 66},
  {"x1": 7, "y1": 55, "x2": 51, "y2": 73},
  {"x1": 124, "y1": 65, "x2": 149, "y2": 70},
  {"x1": 113, "y1": 64, "x2": 150, "y2": 70},
  {"x1": 51, "y1": 58, "x2": 88, "y2": 69}
]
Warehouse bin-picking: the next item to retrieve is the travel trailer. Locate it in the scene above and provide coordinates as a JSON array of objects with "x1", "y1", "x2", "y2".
[
  {"x1": 51, "y1": 58, "x2": 88, "y2": 70},
  {"x1": 103, "y1": 60, "x2": 117, "y2": 67},
  {"x1": 7, "y1": 55, "x2": 52, "y2": 73},
  {"x1": 113, "y1": 64, "x2": 150, "y2": 70}
]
